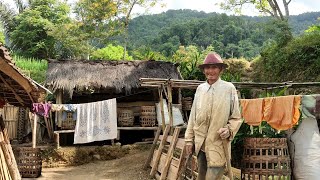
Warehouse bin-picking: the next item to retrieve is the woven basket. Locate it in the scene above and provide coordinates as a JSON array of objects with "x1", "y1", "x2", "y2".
[
  {"x1": 61, "y1": 112, "x2": 76, "y2": 130},
  {"x1": 16, "y1": 147, "x2": 42, "y2": 178},
  {"x1": 241, "y1": 138, "x2": 291, "y2": 180},
  {"x1": 140, "y1": 106, "x2": 156, "y2": 127},
  {"x1": 182, "y1": 97, "x2": 193, "y2": 111},
  {"x1": 118, "y1": 109, "x2": 134, "y2": 127}
]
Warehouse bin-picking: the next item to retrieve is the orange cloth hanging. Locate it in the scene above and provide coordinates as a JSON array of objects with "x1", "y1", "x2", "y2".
[
  {"x1": 263, "y1": 95, "x2": 301, "y2": 130},
  {"x1": 240, "y1": 98, "x2": 264, "y2": 126}
]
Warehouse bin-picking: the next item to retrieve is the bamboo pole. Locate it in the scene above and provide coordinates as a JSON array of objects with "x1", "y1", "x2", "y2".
[{"x1": 0, "y1": 116, "x2": 21, "y2": 180}]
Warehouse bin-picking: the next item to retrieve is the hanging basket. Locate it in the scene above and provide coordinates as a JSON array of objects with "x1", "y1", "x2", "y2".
[
  {"x1": 16, "y1": 147, "x2": 42, "y2": 178},
  {"x1": 241, "y1": 138, "x2": 291, "y2": 179},
  {"x1": 140, "y1": 106, "x2": 156, "y2": 127},
  {"x1": 118, "y1": 109, "x2": 134, "y2": 127},
  {"x1": 182, "y1": 97, "x2": 193, "y2": 111}
]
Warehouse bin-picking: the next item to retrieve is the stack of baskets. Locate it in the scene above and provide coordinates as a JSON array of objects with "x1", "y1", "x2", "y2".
[
  {"x1": 140, "y1": 106, "x2": 156, "y2": 127},
  {"x1": 182, "y1": 97, "x2": 193, "y2": 111},
  {"x1": 118, "y1": 109, "x2": 134, "y2": 127},
  {"x1": 16, "y1": 147, "x2": 42, "y2": 178},
  {"x1": 241, "y1": 138, "x2": 291, "y2": 180}
]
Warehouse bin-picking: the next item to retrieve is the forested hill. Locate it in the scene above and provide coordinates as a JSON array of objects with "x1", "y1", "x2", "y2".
[{"x1": 127, "y1": 10, "x2": 320, "y2": 59}]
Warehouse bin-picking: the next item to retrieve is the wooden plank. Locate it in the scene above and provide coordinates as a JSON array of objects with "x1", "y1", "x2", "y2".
[
  {"x1": 54, "y1": 130, "x2": 75, "y2": 133},
  {"x1": 144, "y1": 126, "x2": 161, "y2": 169},
  {"x1": 160, "y1": 127, "x2": 181, "y2": 180},
  {"x1": 117, "y1": 127, "x2": 158, "y2": 130},
  {"x1": 150, "y1": 125, "x2": 170, "y2": 177}
]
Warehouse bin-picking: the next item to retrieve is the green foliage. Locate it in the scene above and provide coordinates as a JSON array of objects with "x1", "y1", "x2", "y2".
[
  {"x1": 305, "y1": 17, "x2": 320, "y2": 33},
  {"x1": 0, "y1": 29, "x2": 4, "y2": 44},
  {"x1": 253, "y1": 32, "x2": 320, "y2": 82},
  {"x1": 90, "y1": 44, "x2": 133, "y2": 60},
  {"x1": 131, "y1": 46, "x2": 166, "y2": 60},
  {"x1": 13, "y1": 55, "x2": 48, "y2": 83},
  {"x1": 9, "y1": 0, "x2": 70, "y2": 58}
]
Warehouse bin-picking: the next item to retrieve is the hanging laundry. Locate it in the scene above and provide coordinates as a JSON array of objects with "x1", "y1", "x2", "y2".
[
  {"x1": 240, "y1": 98, "x2": 264, "y2": 126},
  {"x1": 62, "y1": 104, "x2": 77, "y2": 112},
  {"x1": 263, "y1": 95, "x2": 301, "y2": 130},
  {"x1": 32, "y1": 103, "x2": 51, "y2": 117},
  {"x1": 51, "y1": 104, "x2": 64, "y2": 112},
  {"x1": 74, "y1": 98, "x2": 117, "y2": 144}
]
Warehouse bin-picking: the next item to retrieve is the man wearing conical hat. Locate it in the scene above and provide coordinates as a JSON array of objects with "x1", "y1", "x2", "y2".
[{"x1": 185, "y1": 52, "x2": 242, "y2": 180}]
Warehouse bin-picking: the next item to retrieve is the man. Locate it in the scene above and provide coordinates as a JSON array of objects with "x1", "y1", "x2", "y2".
[{"x1": 184, "y1": 52, "x2": 242, "y2": 180}]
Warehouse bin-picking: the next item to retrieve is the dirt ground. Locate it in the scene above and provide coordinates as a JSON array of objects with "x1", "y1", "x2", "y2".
[{"x1": 24, "y1": 149, "x2": 152, "y2": 180}]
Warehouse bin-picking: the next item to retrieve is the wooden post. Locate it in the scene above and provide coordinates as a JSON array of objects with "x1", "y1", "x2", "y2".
[
  {"x1": 32, "y1": 114, "x2": 38, "y2": 148},
  {"x1": 178, "y1": 88, "x2": 182, "y2": 105},
  {"x1": 0, "y1": 115, "x2": 21, "y2": 180},
  {"x1": 167, "y1": 82, "x2": 173, "y2": 128},
  {"x1": 150, "y1": 125, "x2": 170, "y2": 177},
  {"x1": 144, "y1": 126, "x2": 161, "y2": 169},
  {"x1": 56, "y1": 89, "x2": 63, "y2": 127},
  {"x1": 158, "y1": 87, "x2": 166, "y2": 131}
]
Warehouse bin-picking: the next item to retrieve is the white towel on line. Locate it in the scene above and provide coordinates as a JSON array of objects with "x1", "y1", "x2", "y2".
[{"x1": 74, "y1": 98, "x2": 117, "y2": 144}]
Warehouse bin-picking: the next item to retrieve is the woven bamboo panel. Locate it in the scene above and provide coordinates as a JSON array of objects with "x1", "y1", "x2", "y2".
[
  {"x1": 241, "y1": 138, "x2": 291, "y2": 180},
  {"x1": 17, "y1": 108, "x2": 27, "y2": 143},
  {"x1": 182, "y1": 97, "x2": 193, "y2": 111},
  {"x1": 3, "y1": 105, "x2": 19, "y2": 140},
  {"x1": 118, "y1": 109, "x2": 134, "y2": 127},
  {"x1": 140, "y1": 106, "x2": 156, "y2": 127},
  {"x1": 16, "y1": 147, "x2": 42, "y2": 178}
]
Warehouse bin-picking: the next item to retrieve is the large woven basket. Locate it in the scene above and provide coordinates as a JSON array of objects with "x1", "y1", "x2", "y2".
[
  {"x1": 16, "y1": 147, "x2": 42, "y2": 178},
  {"x1": 182, "y1": 97, "x2": 193, "y2": 111},
  {"x1": 140, "y1": 106, "x2": 156, "y2": 127},
  {"x1": 241, "y1": 138, "x2": 291, "y2": 180},
  {"x1": 118, "y1": 109, "x2": 134, "y2": 127}
]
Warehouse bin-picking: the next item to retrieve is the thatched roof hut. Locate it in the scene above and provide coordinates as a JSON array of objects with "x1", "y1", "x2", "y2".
[
  {"x1": 46, "y1": 59, "x2": 182, "y2": 97},
  {"x1": 0, "y1": 44, "x2": 46, "y2": 107}
]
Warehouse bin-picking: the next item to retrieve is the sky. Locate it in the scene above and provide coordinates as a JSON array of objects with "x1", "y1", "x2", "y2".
[
  {"x1": 6, "y1": 0, "x2": 320, "y2": 17},
  {"x1": 132, "y1": 0, "x2": 320, "y2": 16}
]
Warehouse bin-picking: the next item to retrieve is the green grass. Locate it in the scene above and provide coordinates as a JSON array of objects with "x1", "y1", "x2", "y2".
[{"x1": 13, "y1": 55, "x2": 48, "y2": 84}]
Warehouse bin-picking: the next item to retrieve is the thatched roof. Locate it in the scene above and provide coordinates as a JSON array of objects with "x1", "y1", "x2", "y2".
[
  {"x1": 46, "y1": 59, "x2": 182, "y2": 96},
  {"x1": 0, "y1": 44, "x2": 46, "y2": 107}
]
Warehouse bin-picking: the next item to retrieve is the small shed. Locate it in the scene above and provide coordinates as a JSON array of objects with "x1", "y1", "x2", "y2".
[{"x1": 45, "y1": 59, "x2": 182, "y2": 145}]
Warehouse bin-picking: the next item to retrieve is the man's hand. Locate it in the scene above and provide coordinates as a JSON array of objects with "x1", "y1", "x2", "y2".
[
  {"x1": 217, "y1": 127, "x2": 230, "y2": 139},
  {"x1": 185, "y1": 144, "x2": 194, "y2": 156}
]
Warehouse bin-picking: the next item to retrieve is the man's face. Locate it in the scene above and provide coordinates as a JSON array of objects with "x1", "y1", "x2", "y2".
[{"x1": 203, "y1": 65, "x2": 222, "y2": 82}]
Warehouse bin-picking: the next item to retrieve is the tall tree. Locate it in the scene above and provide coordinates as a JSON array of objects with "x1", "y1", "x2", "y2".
[
  {"x1": 9, "y1": 0, "x2": 70, "y2": 58},
  {"x1": 219, "y1": 0, "x2": 292, "y2": 21}
]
